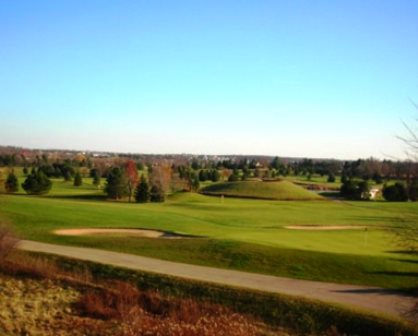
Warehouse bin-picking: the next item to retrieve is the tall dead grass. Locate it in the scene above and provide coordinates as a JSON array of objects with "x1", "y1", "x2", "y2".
[{"x1": 76, "y1": 281, "x2": 262, "y2": 336}]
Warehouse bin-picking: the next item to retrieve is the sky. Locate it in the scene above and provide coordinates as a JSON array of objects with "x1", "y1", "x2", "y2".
[{"x1": 0, "y1": 1, "x2": 417, "y2": 160}]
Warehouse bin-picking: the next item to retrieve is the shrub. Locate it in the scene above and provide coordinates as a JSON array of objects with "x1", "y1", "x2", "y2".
[
  {"x1": 382, "y1": 183, "x2": 408, "y2": 202},
  {"x1": 327, "y1": 174, "x2": 336, "y2": 183}
]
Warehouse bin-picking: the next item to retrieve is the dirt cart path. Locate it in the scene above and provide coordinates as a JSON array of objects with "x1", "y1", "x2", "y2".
[{"x1": 18, "y1": 240, "x2": 415, "y2": 319}]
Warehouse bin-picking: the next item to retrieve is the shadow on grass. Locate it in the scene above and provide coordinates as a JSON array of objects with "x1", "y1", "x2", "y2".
[
  {"x1": 371, "y1": 271, "x2": 418, "y2": 278},
  {"x1": 390, "y1": 258, "x2": 418, "y2": 265},
  {"x1": 46, "y1": 194, "x2": 107, "y2": 201},
  {"x1": 386, "y1": 250, "x2": 418, "y2": 256},
  {"x1": 332, "y1": 287, "x2": 418, "y2": 296}
]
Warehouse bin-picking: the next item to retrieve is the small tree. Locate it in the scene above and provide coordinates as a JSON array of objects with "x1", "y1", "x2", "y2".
[
  {"x1": 125, "y1": 160, "x2": 139, "y2": 202},
  {"x1": 327, "y1": 173, "x2": 336, "y2": 183},
  {"x1": 22, "y1": 170, "x2": 52, "y2": 195},
  {"x1": 150, "y1": 183, "x2": 165, "y2": 202},
  {"x1": 135, "y1": 175, "x2": 150, "y2": 203},
  {"x1": 191, "y1": 175, "x2": 200, "y2": 191},
  {"x1": 73, "y1": 172, "x2": 83, "y2": 187},
  {"x1": 104, "y1": 167, "x2": 129, "y2": 200},
  {"x1": 5, "y1": 172, "x2": 19, "y2": 193},
  {"x1": 93, "y1": 173, "x2": 101, "y2": 186}
]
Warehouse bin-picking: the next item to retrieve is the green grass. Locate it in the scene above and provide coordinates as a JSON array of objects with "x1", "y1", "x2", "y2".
[
  {"x1": 201, "y1": 180, "x2": 323, "y2": 200},
  {"x1": 1, "y1": 184, "x2": 417, "y2": 290}
]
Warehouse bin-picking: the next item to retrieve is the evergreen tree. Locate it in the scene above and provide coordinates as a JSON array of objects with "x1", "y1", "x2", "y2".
[
  {"x1": 191, "y1": 175, "x2": 200, "y2": 191},
  {"x1": 90, "y1": 168, "x2": 101, "y2": 186},
  {"x1": 22, "y1": 170, "x2": 52, "y2": 195},
  {"x1": 135, "y1": 175, "x2": 150, "y2": 203},
  {"x1": 5, "y1": 172, "x2": 19, "y2": 193},
  {"x1": 104, "y1": 167, "x2": 129, "y2": 199},
  {"x1": 73, "y1": 172, "x2": 83, "y2": 187},
  {"x1": 327, "y1": 173, "x2": 336, "y2": 183},
  {"x1": 210, "y1": 169, "x2": 220, "y2": 182},
  {"x1": 150, "y1": 183, "x2": 165, "y2": 202}
]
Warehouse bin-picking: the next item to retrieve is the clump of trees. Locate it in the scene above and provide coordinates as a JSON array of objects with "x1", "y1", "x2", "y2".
[
  {"x1": 104, "y1": 161, "x2": 172, "y2": 202},
  {"x1": 340, "y1": 179, "x2": 370, "y2": 200},
  {"x1": 382, "y1": 181, "x2": 418, "y2": 202},
  {"x1": 22, "y1": 169, "x2": 52, "y2": 195}
]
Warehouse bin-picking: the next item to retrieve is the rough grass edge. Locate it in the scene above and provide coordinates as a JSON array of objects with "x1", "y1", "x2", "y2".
[{"x1": 35, "y1": 252, "x2": 417, "y2": 336}]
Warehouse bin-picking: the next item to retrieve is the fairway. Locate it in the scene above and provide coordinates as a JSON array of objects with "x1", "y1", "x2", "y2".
[{"x1": 1, "y1": 179, "x2": 417, "y2": 290}]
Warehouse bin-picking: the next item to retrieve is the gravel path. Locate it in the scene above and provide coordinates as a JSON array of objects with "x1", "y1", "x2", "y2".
[{"x1": 18, "y1": 240, "x2": 416, "y2": 319}]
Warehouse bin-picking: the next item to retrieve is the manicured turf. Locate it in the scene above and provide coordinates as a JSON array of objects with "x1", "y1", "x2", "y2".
[
  {"x1": 1, "y1": 179, "x2": 417, "y2": 290},
  {"x1": 200, "y1": 180, "x2": 322, "y2": 200}
]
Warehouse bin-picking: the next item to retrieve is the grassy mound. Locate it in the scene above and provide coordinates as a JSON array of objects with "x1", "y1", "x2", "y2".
[{"x1": 201, "y1": 180, "x2": 322, "y2": 200}]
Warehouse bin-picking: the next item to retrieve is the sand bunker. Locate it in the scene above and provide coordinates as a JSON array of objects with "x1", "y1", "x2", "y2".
[
  {"x1": 53, "y1": 228, "x2": 191, "y2": 239},
  {"x1": 284, "y1": 225, "x2": 366, "y2": 231}
]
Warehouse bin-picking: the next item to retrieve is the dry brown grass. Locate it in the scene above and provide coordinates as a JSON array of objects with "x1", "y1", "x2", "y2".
[{"x1": 76, "y1": 281, "x2": 267, "y2": 336}]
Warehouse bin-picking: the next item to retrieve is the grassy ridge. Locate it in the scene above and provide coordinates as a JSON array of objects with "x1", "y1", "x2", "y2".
[
  {"x1": 200, "y1": 180, "x2": 323, "y2": 200},
  {"x1": 51, "y1": 254, "x2": 417, "y2": 336}
]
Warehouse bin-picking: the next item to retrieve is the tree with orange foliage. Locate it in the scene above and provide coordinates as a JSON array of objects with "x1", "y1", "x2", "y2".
[
  {"x1": 125, "y1": 160, "x2": 139, "y2": 202},
  {"x1": 149, "y1": 164, "x2": 172, "y2": 194}
]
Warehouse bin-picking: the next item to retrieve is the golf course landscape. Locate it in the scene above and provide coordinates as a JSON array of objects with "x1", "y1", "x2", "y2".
[{"x1": 1, "y1": 176, "x2": 417, "y2": 292}]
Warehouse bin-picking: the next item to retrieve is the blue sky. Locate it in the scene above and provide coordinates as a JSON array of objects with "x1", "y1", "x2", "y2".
[{"x1": 0, "y1": 1, "x2": 417, "y2": 159}]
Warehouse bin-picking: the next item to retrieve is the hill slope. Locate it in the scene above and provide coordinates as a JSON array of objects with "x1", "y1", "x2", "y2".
[{"x1": 200, "y1": 180, "x2": 322, "y2": 200}]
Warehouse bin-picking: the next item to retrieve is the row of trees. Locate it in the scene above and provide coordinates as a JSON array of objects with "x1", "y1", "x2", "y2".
[{"x1": 340, "y1": 178, "x2": 418, "y2": 202}]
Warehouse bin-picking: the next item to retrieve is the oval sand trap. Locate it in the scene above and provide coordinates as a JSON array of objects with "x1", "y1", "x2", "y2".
[
  {"x1": 285, "y1": 225, "x2": 366, "y2": 231},
  {"x1": 54, "y1": 228, "x2": 191, "y2": 239}
]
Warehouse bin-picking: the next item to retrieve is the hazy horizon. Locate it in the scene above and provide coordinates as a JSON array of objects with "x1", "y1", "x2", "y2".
[{"x1": 1, "y1": 1, "x2": 417, "y2": 160}]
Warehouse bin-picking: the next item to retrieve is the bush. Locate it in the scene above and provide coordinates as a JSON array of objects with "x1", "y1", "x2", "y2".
[
  {"x1": 382, "y1": 183, "x2": 408, "y2": 202},
  {"x1": 327, "y1": 174, "x2": 336, "y2": 183},
  {"x1": 21, "y1": 169, "x2": 52, "y2": 195}
]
